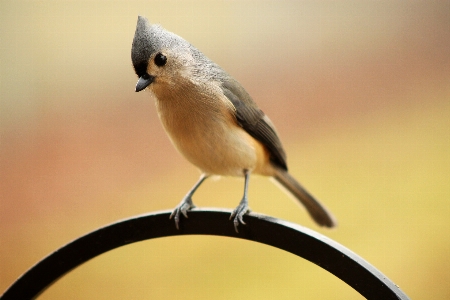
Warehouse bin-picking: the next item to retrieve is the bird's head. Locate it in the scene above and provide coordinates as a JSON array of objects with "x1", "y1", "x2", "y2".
[{"x1": 131, "y1": 16, "x2": 197, "y2": 93}]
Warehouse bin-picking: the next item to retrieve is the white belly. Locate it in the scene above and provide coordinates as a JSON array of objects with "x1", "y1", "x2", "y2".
[
  {"x1": 155, "y1": 93, "x2": 258, "y2": 176},
  {"x1": 167, "y1": 117, "x2": 257, "y2": 176}
]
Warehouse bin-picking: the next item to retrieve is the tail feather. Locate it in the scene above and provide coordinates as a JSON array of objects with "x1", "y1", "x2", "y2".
[{"x1": 273, "y1": 168, "x2": 337, "y2": 228}]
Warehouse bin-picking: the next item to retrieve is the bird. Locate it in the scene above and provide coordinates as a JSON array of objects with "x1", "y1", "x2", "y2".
[{"x1": 131, "y1": 16, "x2": 336, "y2": 232}]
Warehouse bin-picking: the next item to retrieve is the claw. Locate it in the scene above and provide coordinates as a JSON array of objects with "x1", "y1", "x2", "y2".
[
  {"x1": 230, "y1": 202, "x2": 249, "y2": 233},
  {"x1": 169, "y1": 174, "x2": 208, "y2": 230},
  {"x1": 230, "y1": 170, "x2": 251, "y2": 233},
  {"x1": 170, "y1": 197, "x2": 195, "y2": 230}
]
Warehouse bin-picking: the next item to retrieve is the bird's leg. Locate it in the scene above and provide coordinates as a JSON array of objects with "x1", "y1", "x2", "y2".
[
  {"x1": 230, "y1": 170, "x2": 251, "y2": 233},
  {"x1": 170, "y1": 173, "x2": 208, "y2": 229}
]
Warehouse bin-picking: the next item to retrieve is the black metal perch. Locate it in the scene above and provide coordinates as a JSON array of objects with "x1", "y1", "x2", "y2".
[{"x1": 1, "y1": 208, "x2": 409, "y2": 299}]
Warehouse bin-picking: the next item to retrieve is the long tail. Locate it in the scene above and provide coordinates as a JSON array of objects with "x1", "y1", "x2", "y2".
[{"x1": 273, "y1": 168, "x2": 337, "y2": 228}]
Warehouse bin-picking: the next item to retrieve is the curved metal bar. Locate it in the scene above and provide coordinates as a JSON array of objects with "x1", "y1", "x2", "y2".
[{"x1": 1, "y1": 208, "x2": 409, "y2": 299}]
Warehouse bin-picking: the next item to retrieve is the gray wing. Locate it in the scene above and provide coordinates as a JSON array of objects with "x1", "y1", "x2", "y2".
[{"x1": 221, "y1": 78, "x2": 287, "y2": 171}]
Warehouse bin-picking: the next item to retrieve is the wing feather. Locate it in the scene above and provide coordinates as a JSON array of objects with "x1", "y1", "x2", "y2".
[{"x1": 222, "y1": 78, "x2": 287, "y2": 171}]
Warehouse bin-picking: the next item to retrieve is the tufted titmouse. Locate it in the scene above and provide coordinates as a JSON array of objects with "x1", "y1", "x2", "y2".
[{"x1": 131, "y1": 16, "x2": 336, "y2": 232}]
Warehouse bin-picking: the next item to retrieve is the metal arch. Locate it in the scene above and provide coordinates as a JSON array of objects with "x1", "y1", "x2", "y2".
[{"x1": 1, "y1": 208, "x2": 409, "y2": 299}]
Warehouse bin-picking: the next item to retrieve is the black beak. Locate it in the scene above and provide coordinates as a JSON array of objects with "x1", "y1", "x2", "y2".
[{"x1": 135, "y1": 74, "x2": 154, "y2": 92}]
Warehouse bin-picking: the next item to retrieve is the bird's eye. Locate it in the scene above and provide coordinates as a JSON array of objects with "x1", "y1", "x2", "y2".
[{"x1": 154, "y1": 53, "x2": 167, "y2": 67}]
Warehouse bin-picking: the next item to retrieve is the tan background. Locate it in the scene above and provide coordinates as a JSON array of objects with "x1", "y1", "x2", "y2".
[{"x1": 1, "y1": 1, "x2": 449, "y2": 299}]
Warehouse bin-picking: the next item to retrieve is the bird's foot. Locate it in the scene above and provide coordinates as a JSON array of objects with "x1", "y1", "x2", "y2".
[
  {"x1": 230, "y1": 200, "x2": 250, "y2": 233},
  {"x1": 170, "y1": 196, "x2": 195, "y2": 230}
]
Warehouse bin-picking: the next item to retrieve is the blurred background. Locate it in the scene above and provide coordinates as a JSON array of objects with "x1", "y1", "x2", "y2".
[{"x1": 1, "y1": 1, "x2": 449, "y2": 299}]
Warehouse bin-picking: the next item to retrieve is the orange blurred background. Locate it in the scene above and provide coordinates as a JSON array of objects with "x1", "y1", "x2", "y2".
[{"x1": 1, "y1": 1, "x2": 449, "y2": 299}]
